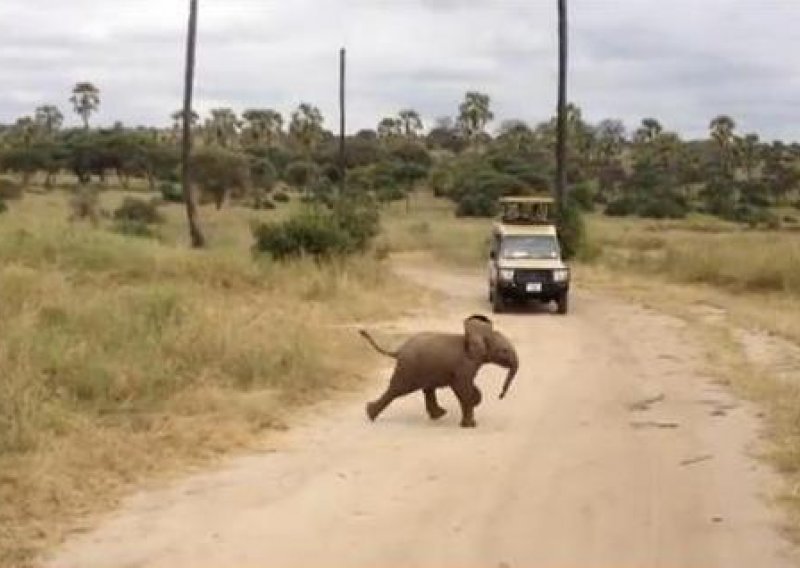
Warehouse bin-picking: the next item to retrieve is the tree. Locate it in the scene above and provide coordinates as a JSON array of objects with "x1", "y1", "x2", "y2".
[
  {"x1": 205, "y1": 108, "x2": 240, "y2": 147},
  {"x1": 181, "y1": 0, "x2": 205, "y2": 247},
  {"x1": 398, "y1": 109, "x2": 423, "y2": 138},
  {"x1": 377, "y1": 117, "x2": 402, "y2": 140},
  {"x1": 288, "y1": 103, "x2": 323, "y2": 156},
  {"x1": 34, "y1": 105, "x2": 64, "y2": 137},
  {"x1": 710, "y1": 114, "x2": 737, "y2": 177},
  {"x1": 634, "y1": 118, "x2": 663, "y2": 144},
  {"x1": 555, "y1": 0, "x2": 568, "y2": 210},
  {"x1": 737, "y1": 133, "x2": 761, "y2": 182},
  {"x1": 458, "y1": 91, "x2": 494, "y2": 142},
  {"x1": 242, "y1": 109, "x2": 283, "y2": 147},
  {"x1": 70, "y1": 82, "x2": 100, "y2": 129}
]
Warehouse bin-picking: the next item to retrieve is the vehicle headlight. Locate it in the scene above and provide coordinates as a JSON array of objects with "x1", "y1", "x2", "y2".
[
  {"x1": 499, "y1": 269, "x2": 515, "y2": 281},
  {"x1": 553, "y1": 269, "x2": 570, "y2": 282}
]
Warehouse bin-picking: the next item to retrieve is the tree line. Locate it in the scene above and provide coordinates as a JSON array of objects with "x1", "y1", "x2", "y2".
[{"x1": 1, "y1": 82, "x2": 799, "y2": 227}]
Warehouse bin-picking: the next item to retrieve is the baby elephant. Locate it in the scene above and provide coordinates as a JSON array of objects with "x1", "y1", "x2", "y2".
[{"x1": 359, "y1": 315, "x2": 519, "y2": 427}]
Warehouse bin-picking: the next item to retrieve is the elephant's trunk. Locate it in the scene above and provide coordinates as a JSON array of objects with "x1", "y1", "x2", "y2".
[{"x1": 498, "y1": 353, "x2": 518, "y2": 400}]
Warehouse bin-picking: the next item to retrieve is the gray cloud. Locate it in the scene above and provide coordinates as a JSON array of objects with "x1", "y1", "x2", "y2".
[{"x1": 0, "y1": 0, "x2": 798, "y2": 140}]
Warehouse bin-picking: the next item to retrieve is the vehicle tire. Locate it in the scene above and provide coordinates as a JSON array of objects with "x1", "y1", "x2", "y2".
[
  {"x1": 556, "y1": 292, "x2": 569, "y2": 315},
  {"x1": 492, "y1": 289, "x2": 505, "y2": 314}
]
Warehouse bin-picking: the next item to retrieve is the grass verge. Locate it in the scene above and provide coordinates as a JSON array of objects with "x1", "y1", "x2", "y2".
[{"x1": 0, "y1": 191, "x2": 425, "y2": 567}]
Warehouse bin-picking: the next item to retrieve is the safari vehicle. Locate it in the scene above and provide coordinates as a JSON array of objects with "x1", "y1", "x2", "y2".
[{"x1": 487, "y1": 196, "x2": 570, "y2": 314}]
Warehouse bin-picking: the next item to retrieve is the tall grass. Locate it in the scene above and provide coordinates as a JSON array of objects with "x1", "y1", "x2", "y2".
[
  {"x1": 0, "y1": 191, "x2": 422, "y2": 566},
  {"x1": 588, "y1": 215, "x2": 800, "y2": 297}
]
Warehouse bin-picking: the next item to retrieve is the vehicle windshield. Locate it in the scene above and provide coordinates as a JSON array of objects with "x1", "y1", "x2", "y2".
[{"x1": 500, "y1": 235, "x2": 560, "y2": 260}]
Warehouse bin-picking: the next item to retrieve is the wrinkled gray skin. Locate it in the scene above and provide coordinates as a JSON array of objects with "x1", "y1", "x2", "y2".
[{"x1": 359, "y1": 315, "x2": 519, "y2": 428}]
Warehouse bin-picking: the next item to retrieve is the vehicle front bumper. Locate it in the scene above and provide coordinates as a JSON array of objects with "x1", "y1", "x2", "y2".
[{"x1": 495, "y1": 269, "x2": 569, "y2": 301}]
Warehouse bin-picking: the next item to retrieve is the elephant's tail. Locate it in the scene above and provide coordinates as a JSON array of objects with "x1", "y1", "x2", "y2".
[{"x1": 358, "y1": 330, "x2": 398, "y2": 359}]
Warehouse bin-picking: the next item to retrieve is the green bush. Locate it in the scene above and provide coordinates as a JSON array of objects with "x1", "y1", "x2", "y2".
[
  {"x1": 570, "y1": 182, "x2": 595, "y2": 212},
  {"x1": 638, "y1": 196, "x2": 688, "y2": 219},
  {"x1": 113, "y1": 197, "x2": 163, "y2": 224},
  {"x1": 0, "y1": 178, "x2": 23, "y2": 200},
  {"x1": 274, "y1": 191, "x2": 290, "y2": 203},
  {"x1": 455, "y1": 192, "x2": 498, "y2": 217},
  {"x1": 0, "y1": 199, "x2": 7, "y2": 214},
  {"x1": 159, "y1": 181, "x2": 183, "y2": 203},
  {"x1": 557, "y1": 200, "x2": 586, "y2": 261},
  {"x1": 252, "y1": 211, "x2": 352, "y2": 260},
  {"x1": 252, "y1": 197, "x2": 380, "y2": 260},
  {"x1": 250, "y1": 157, "x2": 278, "y2": 190},
  {"x1": 604, "y1": 197, "x2": 637, "y2": 217}
]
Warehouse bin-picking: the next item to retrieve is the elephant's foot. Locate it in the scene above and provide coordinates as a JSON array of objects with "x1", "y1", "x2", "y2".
[
  {"x1": 427, "y1": 406, "x2": 447, "y2": 421},
  {"x1": 366, "y1": 401, "x2": 380, "y2": 421},
  {"x1": 460, "y1": 417, "x2": 477, "y2": 428}
]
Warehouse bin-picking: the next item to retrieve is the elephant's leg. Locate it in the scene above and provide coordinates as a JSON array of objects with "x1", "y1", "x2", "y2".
[
  {"x1": 471, "y1": 385, "x2": 483, "y2": 408},
  {"x1": 451, "y1": 379, "x2": 477, "y2": 428},
  {"x1": 424, "y1": 388, "x2": 447, "y2": 420},
  {"x1": 366, "y1": 388, "x2": 396, "y2": 421}
]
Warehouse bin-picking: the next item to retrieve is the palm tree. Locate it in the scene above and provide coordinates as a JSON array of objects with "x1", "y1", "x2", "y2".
[
  {"x1": 205, "y1": 108, "x2": 240, "y2": 147},
  {"x1": 458, "y1": 91, "x2": 494, "y2": 142},
  {"x1": 242, "y1": 109, "x2": 283, "y2": 146},
  {"x1": 398, "y1": 109, "x2": 423, "y2": 138},
  {"x1": 555, "y1": 0, "x2": 568, "y2": 209},
  {"x1": 34, "y1": 105, "x2": 64, "y2": 137},
  {"x1": 181, "y1": 0, "x2": 205, "y2": 248},
  {"x1": 634, "y1": 118, "x2": 663, "y2": 144},
  {"x1": 737, "y1": 133, "x2": 761, "y2": 182},
  {"x1": 710, "y1": 115, "x2": 737, "y2": 177},
  {"x1": 377, "y1": 117, "x2": 402, "y2": 140},
  {"x1": 70, "y1": 82, "x2": 100, "y2": 129},
  {"x1": 289, "y1": 103, "x2": 324, "y2": 156}
]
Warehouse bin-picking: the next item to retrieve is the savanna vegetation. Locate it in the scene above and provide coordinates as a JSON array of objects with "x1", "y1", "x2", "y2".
[{"x1": 3, "y1": 61, "x2": 800, "y2": 565}]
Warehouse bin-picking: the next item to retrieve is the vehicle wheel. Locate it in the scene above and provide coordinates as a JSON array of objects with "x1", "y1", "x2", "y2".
[
  {"x1": 492, "y1": 290, "x2": 505, "y2": 314},
  {"x1": 556, "y1": 292, "x2": 569, "y2": 315}
]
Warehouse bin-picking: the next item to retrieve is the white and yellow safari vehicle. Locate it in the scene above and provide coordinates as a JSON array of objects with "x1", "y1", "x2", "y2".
[{"x1": 487, "y1": 196, "x2": 570, "y2": 314}]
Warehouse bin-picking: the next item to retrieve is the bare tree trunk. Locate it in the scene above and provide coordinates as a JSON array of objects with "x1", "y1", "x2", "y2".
[
  {"x1": 339, "y1": 47, "x2": 347, "y2": 197},
  {"x1": 182, "y1": 0, "x2": 206, "y2": 248},
  {"x1": 555, "y1": 0, "x2": 568, "y2": 213}
]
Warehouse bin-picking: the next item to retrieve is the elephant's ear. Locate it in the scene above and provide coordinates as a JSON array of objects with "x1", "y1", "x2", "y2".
[{"x1": 464, "y1": 315, "x2": 493, "y2": 362}]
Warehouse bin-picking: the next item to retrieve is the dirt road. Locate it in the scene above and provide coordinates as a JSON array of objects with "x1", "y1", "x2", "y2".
[{"x1": 45, "y1": 262, "x2": 796, "y2": 568}]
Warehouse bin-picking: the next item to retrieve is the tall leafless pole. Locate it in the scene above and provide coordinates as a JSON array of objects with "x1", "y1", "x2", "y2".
[
  {"x1": 555, "y1": 0, "x2": 568, "y2": 213},
  {"x1": 339, "y1": 47, "x2": 347, "y2": 195},
  {"x1": 182, "y1": 0, "x2": 205, "y2": 248}
]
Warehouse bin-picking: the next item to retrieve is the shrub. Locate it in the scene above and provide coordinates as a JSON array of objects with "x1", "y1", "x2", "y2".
[
  {"x1": 252, "y1": 197, "x2": 380, "y2": 260},
  {"x1": 250, "y1": 157, "x2": 278, "y2": 190},
  {"x1": 455, "y1": 192, "x2": 497, "y2": 217},
  {"x1": 252, "y1": 211, "x2": 352, "y2": 260},
  {"x1": 570, "y1": 182, "x2": 595, "y2": 212},
  {"x1": 0, "y1": 199, "x2": 7, "y2": 214},
  {"x1": 638, "y1": 196, "x2": 688, "y2": 219},
  {"x1": 273, "y1": 191, "x2": 290, "y2": 203},
  {"x1": 604, "y1": 197, "x2": 637, "y2": 217},
  {"x1": 557, "y1": 200, "x2": 586, "y2": 261},
  {"x1": 784, "y1": 215, "x2": 799, "y2": 225},
  {"x1": 159, "y1": 181, "x2": 183, "y2": 203},
  {"x1": 0, "y1": 178, "x2": 23, "y2": 200},
  {"x1": 113, "y1": 197, "x2": 163, "y2": 224},
  {"x1": 68, "y1": 186, "x2": 101, "y2": 224}
]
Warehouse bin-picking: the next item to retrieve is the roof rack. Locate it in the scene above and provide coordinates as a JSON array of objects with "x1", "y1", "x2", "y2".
[{"x1": 498, "y1": 195, "x2": 556, "y2": 225}]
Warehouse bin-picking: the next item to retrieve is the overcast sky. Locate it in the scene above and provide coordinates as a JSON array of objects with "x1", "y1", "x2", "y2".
[{"x1": 1, "y1": 0, "x2": 798, "y2": 140}]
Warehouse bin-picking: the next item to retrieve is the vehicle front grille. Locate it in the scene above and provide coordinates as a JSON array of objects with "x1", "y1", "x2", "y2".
[{"x1": 514, "y1": 269, "x2": 551, "y2": 285}]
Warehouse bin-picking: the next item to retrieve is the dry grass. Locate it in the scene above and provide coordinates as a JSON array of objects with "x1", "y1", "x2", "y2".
[
  {"x1": 587, "y1": 214, "x2": 800, "y2": 296},
  {"x1": 0, "y1": 189, "x2": 425, "y2": 567},
  {"x1": 381, "y1": 192, "x2": 492, "y2": 266}
]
